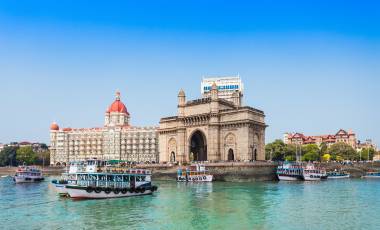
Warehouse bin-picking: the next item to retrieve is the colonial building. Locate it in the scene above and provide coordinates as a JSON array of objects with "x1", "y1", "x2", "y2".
[
  {"x1": 50, "y1": 92, "x2": 158, "y2": 166},
  {"x1": 284, "y1": 129, "x2": 357, "y2": 148},
  {"x1": 159, "y1": 79, "x2": 267, "y2": 163}
]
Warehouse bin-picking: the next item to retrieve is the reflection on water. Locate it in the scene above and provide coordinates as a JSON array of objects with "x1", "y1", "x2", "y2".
[{"x1": 0, "y1": 177, "x2": 380, "y2": 230}]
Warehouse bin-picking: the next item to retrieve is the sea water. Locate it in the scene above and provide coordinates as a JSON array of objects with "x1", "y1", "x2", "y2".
[{"x1": 0, "y1": 177, "x2": 379, "y2": 230}]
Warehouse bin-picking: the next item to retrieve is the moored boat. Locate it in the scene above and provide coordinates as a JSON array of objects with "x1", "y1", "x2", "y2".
[
  {"x1": 65, "y1": 169, "x2": 158, "y2": 199},
  {"x1": 276, "y1": 161, "x2": 303, "y2": 181},
  {"x1": 362, "y1": 171, "x2": 380, "y2": 179},
  {"x1": 177, "y1": 164, "x2": 213, "y2": 182},
  {"x1": 327, "y1": 170, "x2": 350, "y2": 179},
  {"x1": 13, "y1": 166, "x2": 44, "y2": 183},
  {"x1": 53, "y1": 159, "x2": 158, "y2": 199},
  {"x1": 302, "y1": 163, "x2": 327, "y2": 181}
]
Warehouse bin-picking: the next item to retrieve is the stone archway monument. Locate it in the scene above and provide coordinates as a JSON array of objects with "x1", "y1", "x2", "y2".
[{"x1": 158, "y1": 78, "x2": 267, "y2": 164}]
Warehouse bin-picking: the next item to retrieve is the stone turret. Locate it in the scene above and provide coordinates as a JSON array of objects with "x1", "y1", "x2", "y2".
[
  {"x1": 210, "y1": 82, "x2": 219, "y2": 114},
  {"x1": 178, "y1": 89, "x2": 186, "y2": 117},
  {"x1": 232, "y1": 90, "x2": 242, "y2": 107}
]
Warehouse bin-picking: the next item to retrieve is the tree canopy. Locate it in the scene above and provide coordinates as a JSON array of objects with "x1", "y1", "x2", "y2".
[
  {"x1": 0, "y1": 146, "x2": 18, "y2": 166},
  {"x1": 328, "y1": 142, "x2": 357, "y2": 161},
  {"x1": 265, "y1": 140, "x2": 372, "y2": 162},
  {"x1": 16, "y1": 146, "x2": 38, "y2": 165}
]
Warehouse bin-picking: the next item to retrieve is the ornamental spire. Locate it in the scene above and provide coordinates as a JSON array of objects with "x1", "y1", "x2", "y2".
[{"x1": 116, "y1": 91, "x2": 121, "y2": 101}]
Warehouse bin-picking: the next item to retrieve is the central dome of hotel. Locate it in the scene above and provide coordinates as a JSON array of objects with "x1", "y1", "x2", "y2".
[{"x1": 107, "y1": 91, "x2": 129, "y2": 115}]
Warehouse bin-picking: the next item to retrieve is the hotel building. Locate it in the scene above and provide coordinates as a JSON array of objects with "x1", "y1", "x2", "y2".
[{"x1": 50, "y1": 92, "x2": 158, "y2": 166}]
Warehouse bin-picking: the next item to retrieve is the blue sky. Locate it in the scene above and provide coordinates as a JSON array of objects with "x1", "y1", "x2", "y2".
[{"x1": 0, "y1": 0, "x2": 379, "y2": 146}]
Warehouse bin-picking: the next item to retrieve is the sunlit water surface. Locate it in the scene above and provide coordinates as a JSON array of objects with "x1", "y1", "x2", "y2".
[{"x1": 0, "y1": 177, "x2": 379, "y2": 230}]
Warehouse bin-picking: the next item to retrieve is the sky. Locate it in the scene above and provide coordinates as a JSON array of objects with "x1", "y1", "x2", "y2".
[{"x1": 0, "y1": 0, "x2": 379, "y2": 146}]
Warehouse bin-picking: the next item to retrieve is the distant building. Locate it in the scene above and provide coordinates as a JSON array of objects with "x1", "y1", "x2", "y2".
[
  {"x1": 284, "y1": 129, "x2": 357, "y2": 149},
  {"x1": 356, "y1": 139, "x2": 378, "y2": 152},
  {"x1": 49, "y1": 92, "x2": 159, "y2": 166},
  {"x1": 201, "y1": 76, "x2": 244, "y2": 106},
  {"x1": 159, "y1": 78, "x2": 266, "y2": 163}
]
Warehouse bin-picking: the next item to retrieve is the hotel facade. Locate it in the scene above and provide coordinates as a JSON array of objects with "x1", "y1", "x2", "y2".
[{"x1": 49, "y1": 92, "x2": 158, "y2": 166}]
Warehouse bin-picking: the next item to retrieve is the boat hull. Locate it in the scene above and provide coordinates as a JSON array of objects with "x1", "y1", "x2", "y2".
[
  {"x1": 328, "y1": 175, "x2": 350, "y2": 179},
  {"x1": 177, "y1": 175, "x2": 213, "y2": 182},
  {"x1": 362, "y1": 175, "x2": 380, "y2": 179},
  {"x1": 52, "y1": 183, "x2": 69, "y2": 195},
  {"x1": 14, "y1": 176, "x2": 44, "y2": 183},
  {"x1": 66, "y1": 186, "x2": 154, "y2": 199},
  {"x1": 277, "y1": 175, "x2": 302, "y2": 181}
]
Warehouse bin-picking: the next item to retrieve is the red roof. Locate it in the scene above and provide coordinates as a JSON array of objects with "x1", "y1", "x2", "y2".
[
  {"x1": 106, "y1": 92, "x2": 129, "y2": 115},
  {"x1": 50, "y1": 122, "x2": 59, "y2": 131}
]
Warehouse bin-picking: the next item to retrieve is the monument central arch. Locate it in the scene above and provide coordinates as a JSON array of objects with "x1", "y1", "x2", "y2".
[{"x1": 189, "y1": 130, "x2": 207, "y2": 161}]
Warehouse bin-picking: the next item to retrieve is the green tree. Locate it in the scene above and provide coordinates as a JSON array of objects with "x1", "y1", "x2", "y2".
[
  {"x1": 328, "y1": 143, "x2": 357, "y2": 161},
  {"x1": 16, "y1": 146, "x2": 37, "y2": 165},
  {"x1": 319, "y1": 143, "x2": 328, "y2": 158},
  {"x1": 301, "y1": 144, "x2": 320, "y2": 161},
  {"x1": 357, "y1": 148, "x2": 376, "y2": 161},
  {"x1": 265, "y1": 140, "x2": 286, "y2": 161},
  {"x1": 284, "y1": 144, "x2": 297, "y2": 161},
  {"x1": 36, "y1": 151, "x2": 50, "y2": 166},
  {"x1": 322, "y1": 153, "x2": 331, "y2": 162},
  {"x1": 0, "y1": 146, "x2": 18, "y2": 166}
]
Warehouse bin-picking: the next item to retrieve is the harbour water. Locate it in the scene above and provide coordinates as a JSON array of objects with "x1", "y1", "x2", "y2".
[{"x1": 1, "y1": 177, "x2": 380, "y2": 230}]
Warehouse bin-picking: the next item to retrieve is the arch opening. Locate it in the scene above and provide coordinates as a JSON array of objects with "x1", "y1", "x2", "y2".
[
  {"x1": 189, "y1": 130, "x2": 207, "y2": 161},
  {"x1": 170, "y1": 152, "x2": 176, "y2": 162},
  {"x1": 228, "y1": 149, "x2": 234, "y2": 161}
]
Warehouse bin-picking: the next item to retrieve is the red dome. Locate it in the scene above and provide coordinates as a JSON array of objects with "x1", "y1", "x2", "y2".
[
  {"x1": 106, "y1": 92, "x2": 129, "y2": 115},
  {"x1": 50, "y1": 122, "x2": 59, "y2": 131}
]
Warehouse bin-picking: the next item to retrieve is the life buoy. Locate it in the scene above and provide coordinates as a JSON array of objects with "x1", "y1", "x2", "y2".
[
  {"x1": 113, "y1": 188, "x2": 120, "y2": 194},
  {"x1": 94, "y1": 187, "x2": 102, "y2": 193},
  {"x1": 121, "y1": 188, "x2": 128, "y2": 194},
  {"x1": 86, "y1": 187, "x2": 94, "y2": 193},
  {"x1": 104, "y1": 188, "x2": 112, "y2": 194}
]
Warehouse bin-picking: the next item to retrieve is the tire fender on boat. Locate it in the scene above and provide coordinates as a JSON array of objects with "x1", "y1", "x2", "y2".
[
  {"x1": 104, "y1": 188, "x2": 112, "y2": 194},
  {"x1": 86, "y1": 187, "x2": 94, "y2": 193}
]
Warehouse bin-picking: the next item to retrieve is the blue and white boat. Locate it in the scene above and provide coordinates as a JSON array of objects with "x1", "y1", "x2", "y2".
[
  {"x1": 362, "y1": 171, "x2": 380, "y2": 179},
  {"x1": 276, "y1": 162, "x2": 304, "y2": 181},
  {"x1": 327, "y1": 170, "x2": 350, "y2": 179},
  {"x1": 52, "y1": 159, "x2": 158, "y2": 199}
]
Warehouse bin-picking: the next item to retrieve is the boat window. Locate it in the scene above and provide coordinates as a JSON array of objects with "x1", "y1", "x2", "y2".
[
  {"x1": 123, "y1": 176, "x2": 130, "y2": 182},
  {"x1": 141, "y1": 176, "x2": 146, "y2": 182},
  {"x1": 107, "y1": 175, "x2": 114, "y2": 181}
]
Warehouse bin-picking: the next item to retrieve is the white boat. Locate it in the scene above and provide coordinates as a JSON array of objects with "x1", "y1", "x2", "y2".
[
  {"x1": 13, "y1": 166, "x2": 44, "y2": 183},
  {"x1": 276, "y1": 162, "x2": 303, "y2": 181},
  {"x1": 327, "y1": 170, "x2": 350, "y2": 179},
  {"x1": 362, "y1": 172, "x2": 380, "y2": 179},
  {"x1": 53, "y1": 159, "x2": 158, "y2": 199},
  {"x1": 177, "y1": 164, "x2": 213, "y2": 182},
  {"x1": 65, "y1": 169, "x2": 158, "y2": 199},
  {"x1": 302, "y1": 163, "x2": 327, "y2": 181}
]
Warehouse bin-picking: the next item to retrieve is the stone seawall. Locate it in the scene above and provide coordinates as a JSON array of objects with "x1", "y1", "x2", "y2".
[
  {"x1": 2, "y1": 162, "x2": 378, "y2": 181},
  {"x1": 140, "y1": 162, "x2": 278, "y2": 182}
]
